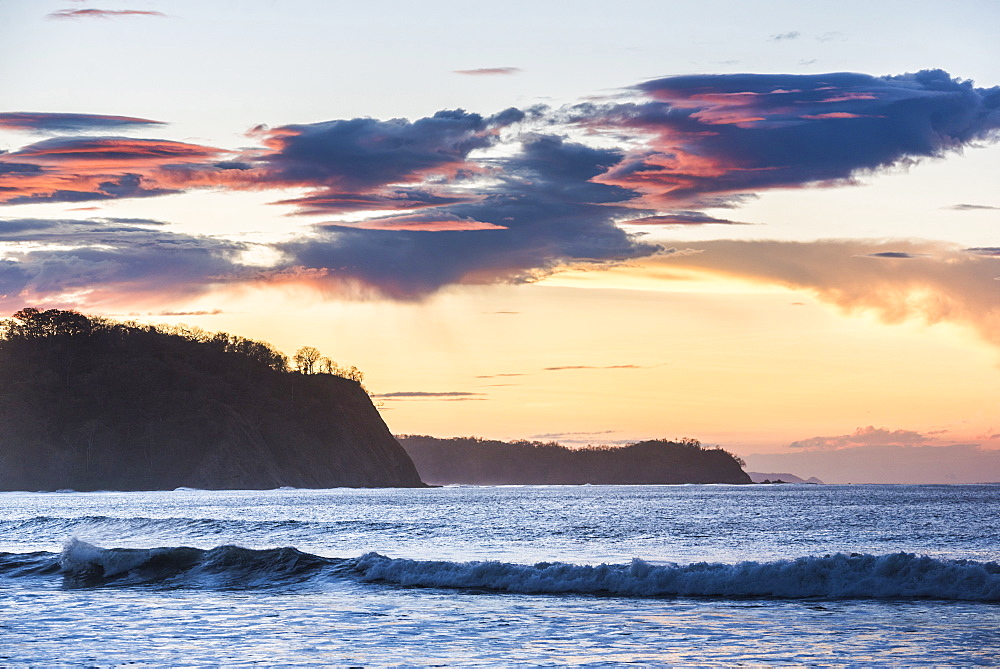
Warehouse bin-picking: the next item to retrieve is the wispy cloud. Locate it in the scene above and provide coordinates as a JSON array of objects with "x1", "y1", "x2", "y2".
[
  {"x1": 373, "y1": 391, "x2": 487, "y2": 401},
  {"x1": 949, "y1": 203, "x2": 999, "y2": 211},
  {"x1": 0, "y1": 112, "x2": 164, "y2": 134},
  {"x1": 543, "y1": 364, "x2": 646, "y2": 371},
  {"x1": 622, "y1": 211, "x2": 750, "y2": 226},
  {"x1": 47, "y1": 8, "x2": 166, "y2": 20},
  {"x1": 153, "y1": 309, "x2": 224, "y2": 316},
  {"x1": 769, "y1": 31, "x2": 801, "y2": 41},
  {"x1": 453, "y1": 67, "x2": 522, "y2": 76},
  {"x1": 862, "y1": 251, "x2": 929, "y2": 259}
]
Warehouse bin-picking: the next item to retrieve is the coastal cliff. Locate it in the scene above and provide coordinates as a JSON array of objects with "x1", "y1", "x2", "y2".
[
  {"x1": 398, "y1": 435, "x2": 752, "y2": 485},
  {"x1": 0, "y1": 309, "x2": 424, "y2": 491}
]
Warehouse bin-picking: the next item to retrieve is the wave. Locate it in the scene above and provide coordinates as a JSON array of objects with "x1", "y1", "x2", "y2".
[
  {"x1": 354, "y1": 552, "x2": 1000, "y2": 601},
  {"x1": 56, "y1": 538, "x2": 344, "y2": 588},
  {"x1": 5, "y1": 540, "x2": 999, "y2": 600}
]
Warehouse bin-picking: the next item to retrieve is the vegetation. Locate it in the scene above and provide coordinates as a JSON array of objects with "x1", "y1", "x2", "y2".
[
  {"x1": 397, "y1": 435, "x2": 752, "y2": 485},
  {"x1": 0, "y1": 308, "x2": 424, "y2": 491}
]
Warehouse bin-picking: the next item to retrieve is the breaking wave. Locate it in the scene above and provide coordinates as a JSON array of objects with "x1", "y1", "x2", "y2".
[
  {"x1": 5, "y1": 540, "x2": 998, "y2": 601},
  {"x1": 354, "y1": 551, "x2": 1000, "y2": 601}
]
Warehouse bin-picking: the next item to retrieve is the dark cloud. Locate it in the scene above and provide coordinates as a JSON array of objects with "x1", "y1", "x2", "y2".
[
  {"x1": 863, "y1": 251, "x2": 929, "y2": 259},
  {"x1": 276, "y1": 134, "x2": 659, "y2": 298},
  {"x1": 966, "y1": 247, "x2": 1000, "y2": 257},
  {"x1": 0, "y1": 112, "x2": 164, "y2": 134},
  {"x1": 372, "y1": 391, "x2": 487, "y2": 401},
  {"x1": 949, "y1": 203, "x2": 999, "y2": 211},
  {"x1": 0, "y1": 218, "x2": 246, "y2": 308},
  {"x1": 260, "y1": 108, "x2": 524, "y2": 192},
  {"x1": 47, "y1": 9, "x2": 166, "y2": 20},
  {"x1": 574, "y1": 69, "x2": 1000, "y2": 206},
  {"x1": 453, "y1": 67, "x2": 522, "y2": 76}
]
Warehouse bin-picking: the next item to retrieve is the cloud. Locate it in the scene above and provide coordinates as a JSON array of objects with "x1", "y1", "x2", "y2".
[
  {"x1": 47, "y1": 9, "x2": 166, "y2": 20},
  {"x1": 543, "y1": 364, "x2": 645, "y2": 371},
  {"x1": 574, "y1": 69, "x2": 1000, "y2": 207},
  {"x1": 0, "y1": 112, "x2": 164, "y2": 134},
  {"x1": 153, "y1": 309, "x2": 224, "y2": 316},
  {"x1": 274, "y1": 134, "x2": 659, "y2": 298},
  {"x1": 621, "y1": 211, "x2": 750, "y2": 226},
  {"x1": 770, "y1": 31, "x2": 801, "y2": 41},
  {"x1": 789, "y1": 425, "x2": 933, "y2": 450},
  {"x1": 321, "y1": 212, "x2": 506, "y2": 232},
  {"x1": 454, "y1": 67, "x2": 522, "y2": 76},
  {"x1": 949, "y1": 203, "x2": 999, "y2": 211},
  {"x1": 966, "y1": 247, "x2": 1000, "y2": 257},
  {"x1": 372, "y1": 391, "x2": 487, "y2": 401},
  {"x1": 862, "y1": 251, "x2": 929, "y2": 259},
  {"x1": 0, "y1": 136, "x2": 226, "y2": 205},
  {"x1": 643, "y1": 238, "x2": 1000, "y2": 349},
  {"x1": 0, "y1": 217, "x2": 247, "y2": 308},
  {"x1": 257, "y1": 108, "x2": 524, "y2": 193},
  {"x1": 2, "y1": 69, "x2": 999, "y2": 305}
]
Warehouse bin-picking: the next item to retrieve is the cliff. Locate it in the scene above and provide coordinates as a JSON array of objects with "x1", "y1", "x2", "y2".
[
  {"x1": 0, "y1": 309, "x2": 424, "y2": 491},
  {"x1": 398, "y1": 435, "x2": 752, "y2": 485}
]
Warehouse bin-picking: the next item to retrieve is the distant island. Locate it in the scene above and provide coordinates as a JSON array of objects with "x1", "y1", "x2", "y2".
[
  {"x1": 747, "y1": 472, "x2": 824, "y2": 484},
  {"x1": 397, "y1": 435, "x2": 752, "y2": 485},
  {"x1": 0, "y1": 308, "x2": 424, "y2": 491}
]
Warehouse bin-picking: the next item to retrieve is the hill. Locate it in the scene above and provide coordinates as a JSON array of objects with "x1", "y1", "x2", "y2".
[
  {"x1": 397, "y1": 435, "x2": 752, "y2": 485},
  {"x1": 0, "y1": 308, "x2": 424, "y2": 491}
]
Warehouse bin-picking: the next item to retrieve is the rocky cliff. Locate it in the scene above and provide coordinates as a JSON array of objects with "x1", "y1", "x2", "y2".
[{"x1": 0, "y1": 309, "x2": 424, "y2": 491}]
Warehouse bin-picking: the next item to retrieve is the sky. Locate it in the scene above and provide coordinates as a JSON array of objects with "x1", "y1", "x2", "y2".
[{"x1": 2, "y1": 0, "x2": 999, "y2": 483}]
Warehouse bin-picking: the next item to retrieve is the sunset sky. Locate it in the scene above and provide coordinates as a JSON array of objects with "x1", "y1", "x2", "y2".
[{"x1": 2, "y1": 0, "x2": 999, "y2": 482}]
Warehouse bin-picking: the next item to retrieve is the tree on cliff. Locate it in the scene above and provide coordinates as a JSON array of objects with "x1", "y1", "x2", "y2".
[{"x1": 0, "y1": 308, "x2": 423, "y2": 491}]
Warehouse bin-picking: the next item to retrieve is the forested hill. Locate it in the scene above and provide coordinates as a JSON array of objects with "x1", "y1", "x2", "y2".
[
  {"x1": 0, "y1": 308, "x2": 424, "y2": 491},
  {"x1": 397, "y1": 435, "x2": 752, "y2": 485}
]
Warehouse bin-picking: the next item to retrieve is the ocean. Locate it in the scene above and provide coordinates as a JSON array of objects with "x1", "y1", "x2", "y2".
[{"x1": 1, "y1": 484, "x2": 998, "y2": 666}]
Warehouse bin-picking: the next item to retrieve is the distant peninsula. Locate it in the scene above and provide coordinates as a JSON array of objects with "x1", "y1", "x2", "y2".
[
  {"x1": 0, "y1": 308, "x2": 424, "y2": 491},
  {"x1": 397, "y1": 435, "x2": 752, "y2": 485}
]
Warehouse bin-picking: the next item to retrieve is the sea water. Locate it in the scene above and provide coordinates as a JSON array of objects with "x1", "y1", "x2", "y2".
[{"x1": 1, "y1": 484, "x2": 998, "y2": 665}]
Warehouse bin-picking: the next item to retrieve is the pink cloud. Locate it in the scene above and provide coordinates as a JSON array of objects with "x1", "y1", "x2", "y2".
[{"x1": 47, "y1": 9, "x2": 166, "y2": 20}]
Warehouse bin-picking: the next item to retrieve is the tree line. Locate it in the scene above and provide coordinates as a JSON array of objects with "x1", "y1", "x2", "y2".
[
  {"x1": 396, "y1": 435, "x2": 751, "y2": 485},
  {"x1": 4, "y1": 307, "x2": 363, "y2": 383}
]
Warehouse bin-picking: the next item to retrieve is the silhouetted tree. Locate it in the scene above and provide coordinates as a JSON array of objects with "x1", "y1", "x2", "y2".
[
  {"x1": 294, "y1": 346, "x2": 322, "y2": 374},
  {"x1": 4, "y1": 307, "x2": 94, "y2": 339}
]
